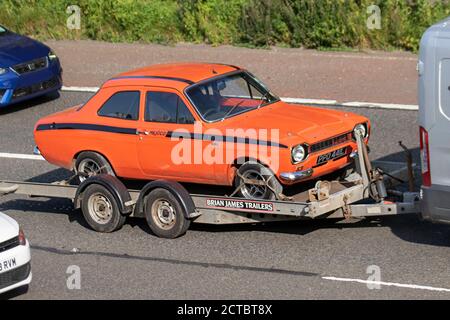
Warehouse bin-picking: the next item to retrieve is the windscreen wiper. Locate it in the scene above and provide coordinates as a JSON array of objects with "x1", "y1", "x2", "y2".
[
  {"x1": 257, "y1": 92, "x2": 269, "y2": 109},
  {"x1": 220, "y1": 99, "x2": 245, "y2": 121}
]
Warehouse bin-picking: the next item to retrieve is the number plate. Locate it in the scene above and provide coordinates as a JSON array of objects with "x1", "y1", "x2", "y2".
[
  {"x1": 0, "y1": 257, "x2": 17, "y2": 273},
  {"x1": 316, "y1": 147, "x2": 347, "y2": 165}
]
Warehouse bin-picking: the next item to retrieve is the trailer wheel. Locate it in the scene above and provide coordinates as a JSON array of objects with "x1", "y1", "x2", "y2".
[
  {"x1": 81, "y1": 184, "x2": 126, "y2": 233},
  {"x1": 75, "y1": 152, "x2": 115, "y2": 183},
  {"x1": 144, "y1": 188, "x2": 190, "y2": 239},
  {"x1": 235, "y1": 162, "x2": 282, "y2": 200}
]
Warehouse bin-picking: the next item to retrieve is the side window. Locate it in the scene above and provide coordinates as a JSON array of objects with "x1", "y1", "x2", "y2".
[
  {"x1": 98, "y1": 91, "x2": 140, "y2": 120},
  {"x1": 145, "y1": 91, "x2": 195, "y2": 124},
  {"x1": 178, "y1": 100, "x2": 196, "y2": 124}
]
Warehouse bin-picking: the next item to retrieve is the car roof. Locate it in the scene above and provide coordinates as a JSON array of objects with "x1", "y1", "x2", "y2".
[{"x1": 102, "y1": 63, "x2": 241, "y2": 90}]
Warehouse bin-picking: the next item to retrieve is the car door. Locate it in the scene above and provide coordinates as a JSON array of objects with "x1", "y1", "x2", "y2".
[
  {"x1": 86, "y1": 86, "x2": 142, "y2": 178},
  {"x1": 137, "y1": 87, "x2": 216, "y2": 183}
]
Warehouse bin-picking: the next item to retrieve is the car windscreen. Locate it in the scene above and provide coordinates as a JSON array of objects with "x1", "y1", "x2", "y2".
[
  {"x1": 0, "y1": 26, "x2": 7, "y2": 35},
  {"x1": 185, "y1": 71, "x2": 279, "y2": 122}
]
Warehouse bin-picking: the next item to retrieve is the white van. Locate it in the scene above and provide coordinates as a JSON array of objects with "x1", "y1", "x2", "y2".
[{"x1": 419, "y1": 17, "x2": 450, "y2": 223}]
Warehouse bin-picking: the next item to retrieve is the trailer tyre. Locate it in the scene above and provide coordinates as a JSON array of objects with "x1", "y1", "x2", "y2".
[
  {"x1": 75, "y1": 152, "x2": 115, "y2": 183},
  {"x1": 144, "y1": 188, "x2": 191, "y2": 239},
  {"x1": 81, "y1": 184, "x2": 126, "y2": 233}
]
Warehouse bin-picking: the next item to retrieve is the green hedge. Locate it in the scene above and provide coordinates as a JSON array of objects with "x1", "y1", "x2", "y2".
[{"x1": 1, "y1": 0, "x2": 449, "y2": 51}]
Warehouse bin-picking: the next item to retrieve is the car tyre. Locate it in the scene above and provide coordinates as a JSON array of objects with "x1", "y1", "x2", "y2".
[
  {"x1": 81, "y1": 184, "x2": 126, "y2": 233},
  {"x1": 235, "y1": 161, "x2": 283, "y2": 200},
  {"x1": 75, "y1": 152, "x2": 115, "y2": 183},
  {"x1": 144, "y1": 188, "x2": 191, "y2": 239}
]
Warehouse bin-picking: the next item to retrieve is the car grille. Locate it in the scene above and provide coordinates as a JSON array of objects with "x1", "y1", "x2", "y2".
[
  {"x1": 0, "y1": 236, "x2": 19, "y2": 253},
  {"x1": 12, "y1": 76, "x2": 59, "y2": 100},
  {"x1": 309, "y1": 132, "x2": 352, "y2": 153},
  {"x1": 0, "y1": 263, "x2": 31, "y2": 290},
  {"x1": 12, "y1": 57, "x2": 48, "y2": 75}
]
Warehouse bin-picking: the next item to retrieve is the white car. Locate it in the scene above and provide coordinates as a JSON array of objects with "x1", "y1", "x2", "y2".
[{"x1": 0, "y1": 212, "x2": 31, "y2": 295}]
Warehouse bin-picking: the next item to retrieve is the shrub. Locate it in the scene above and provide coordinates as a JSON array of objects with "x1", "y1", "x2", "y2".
[{"x1": 1, "y1": 0, "x2": 449, "y2": 51}]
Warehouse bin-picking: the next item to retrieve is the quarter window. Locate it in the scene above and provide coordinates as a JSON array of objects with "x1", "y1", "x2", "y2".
[
  {"x1": 98, "y1": 91, "x2": 140, "y2": 120},
  {"x1": 145, "y1": 92, "x2": 195, "y2": 124}
]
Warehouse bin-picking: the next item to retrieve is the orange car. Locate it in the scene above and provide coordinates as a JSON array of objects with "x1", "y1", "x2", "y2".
[{"x1": 34, "y1": 63, "x2": 370, "y2": 200}]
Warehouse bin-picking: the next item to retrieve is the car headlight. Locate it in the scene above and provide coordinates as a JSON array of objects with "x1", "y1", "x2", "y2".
[
  {"x1": 353, "y1": 123, "x2": 368, "y2": 139},
  {"x1": 292, "y1": 144, "x2": 307, "y2": 163},
  {"x1": 0, "y1": 68, "x2": 8, "y2": 75},
  {"x1": 48, "y1": 50, "x2": 58, "y2": 61}
]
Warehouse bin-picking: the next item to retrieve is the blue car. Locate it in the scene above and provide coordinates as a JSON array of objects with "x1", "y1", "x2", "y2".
[{"x1": 0, "y1": 25, "x2": 62, "y2": 108}]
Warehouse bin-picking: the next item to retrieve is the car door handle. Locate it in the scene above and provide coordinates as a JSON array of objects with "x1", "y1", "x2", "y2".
[{"x1": 136, "y1": 129, "x2": 149, "y2": 135}]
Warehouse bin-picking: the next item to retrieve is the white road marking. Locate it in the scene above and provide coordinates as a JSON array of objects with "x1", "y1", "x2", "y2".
[
  {"x1": 61, "y1": 86, "x2": 419, "y2": 111},
  {"x1": 322, "y1": 276, "x2": 450, "y2": 293},
  {"x1": 307, "y1": 52, "x2": 417, "y2": 61},
  {"x1": 341, "y1": 101, "x2": 418, "y2": 111},
  {"x1": 61, "y1": 86, "x2": 99, "y2": 93},
  {"x1": 281, "y1": 97, "x2": 338, "y2": 105},
  {"x1": 0, "y1": 152, "x2": 44, "y2": 161}
]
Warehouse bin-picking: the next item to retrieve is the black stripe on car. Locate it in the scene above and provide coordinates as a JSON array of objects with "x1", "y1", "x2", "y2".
[
  {"x1": 168, "y1": 131, "x2": 288, "y2": 149},
  {"x1": 36, "y1": 123, "x2": 288, "y2": 148},
  {"x1": 36, "y1": 123, "x2": 136, "y2": 135}
]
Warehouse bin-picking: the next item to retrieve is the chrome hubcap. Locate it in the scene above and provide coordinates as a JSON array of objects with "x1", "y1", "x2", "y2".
[
  {"x1": 151, "y1": 199, "x2": 176, "y2": 230},
  {"x1": 78, "y1": 159, "x2": 101, "y2": 182},
  {"x1": 241, "y1": 169, "x2": 267, "y2": 199}
]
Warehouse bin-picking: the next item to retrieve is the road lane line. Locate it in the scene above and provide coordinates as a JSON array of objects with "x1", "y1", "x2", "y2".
[
  {"x1": 341, "y1": 101, "x2": 418, "y2": 111},
  {"x1": 61, "y1": 86, "x2": 419, "y2": 111},
  {"x1": 322, "y1": 276, "x2": 450, "y2": 293},
  {"x1": 281, "y1": 97, "x2": 338, "y2": 105},
  {"x1": 0, "y1": 152, "x2": 44, "y2": 161},
  {"x1": 61, "y1": 86, "x2": 100, "y2": 93},
  {"x1": 307, "y1": 52, "x2": 417, "y2": 61}
]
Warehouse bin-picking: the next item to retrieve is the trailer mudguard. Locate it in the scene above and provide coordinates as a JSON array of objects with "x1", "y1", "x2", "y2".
[
  {"x1": 74, "y1": 174, "x2": 133, "y2": 214},
  {"x1": 135, "y1": 180, "x2": 197, "y2": 219}
]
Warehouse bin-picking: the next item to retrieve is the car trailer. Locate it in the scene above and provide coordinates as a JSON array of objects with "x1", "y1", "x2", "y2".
[{"x1": 0, "y1": 133, "x2": 420, "y2": 238}]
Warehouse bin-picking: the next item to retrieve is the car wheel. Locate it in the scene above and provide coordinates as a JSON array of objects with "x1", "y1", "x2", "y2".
[
  {"x1": 144, "y1": 188, "x2": 191, "y2": 239},
  {"x1": 235, "y1": 162, "x2": 283, "y2": 200},
  {"x1": 75, "y1": 152, "x2": 115, "y2": 183},
  {"x1": 81, "y1": 184, "x2": 126, "y2": 233}
]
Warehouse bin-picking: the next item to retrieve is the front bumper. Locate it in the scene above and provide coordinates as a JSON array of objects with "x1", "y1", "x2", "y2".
[
  {"x1": 0, "y1": 58, "x2": 62, "y2": 107},
  {"x1": 279, "y1": 149, "x2": 360, "y2": 183},
  {"x1": 420, "y1": 184, "x2": 450, "y2": 224},
  {"x1": 280, "y1": 168, "x2": 313, "y2": 182},
  {"x1": 0, "y1": 240, "x2": 32, "y2": 294}
]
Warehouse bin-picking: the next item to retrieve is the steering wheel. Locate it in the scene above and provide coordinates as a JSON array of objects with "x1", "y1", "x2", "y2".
[{"x1": 203, "y1": 107, "x2": 220, "y2": 120}]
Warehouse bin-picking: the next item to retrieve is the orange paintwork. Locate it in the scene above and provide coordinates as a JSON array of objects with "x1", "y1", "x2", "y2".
[{"x1": 34, "y1": 63, "x2": 370, "y2": 186}]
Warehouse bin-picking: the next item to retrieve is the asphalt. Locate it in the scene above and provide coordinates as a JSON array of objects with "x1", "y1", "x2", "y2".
[
  {"x1": 46, "y1": 40, "x2": 419, "y2": 105},
  {"x1": 1, "y1": 92, "x2": 450, "y2": 300}
]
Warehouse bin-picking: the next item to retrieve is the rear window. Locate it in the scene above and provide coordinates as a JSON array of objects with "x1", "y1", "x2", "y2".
[{"x1": 98, "y1": 91, "x2": 140, "y2": 120}]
